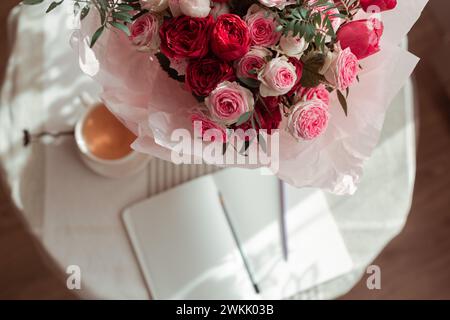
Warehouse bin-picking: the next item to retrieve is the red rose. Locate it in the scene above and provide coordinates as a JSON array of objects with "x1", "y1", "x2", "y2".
[
  {"x1": 234, "y1": 96, "x2": 281, "y2": 136},
  {"x1": 211, "y1": 14, "x2": 251, "y2": 62},
  {"x1": 256, "y1": 96, "x2": 282, "y2": 135},
  {"x1": 159, "y1": 15, "x2": 213, "y2": 60},
  {"x1": 359, "y1": 0, "x2": 397, "y2": 12},
  {"x1": 337, "y1": 19, "x2": 384, "y2": 60},
  {"x1": 185, "y1": 58, "x2": 235, "y2": 97}
]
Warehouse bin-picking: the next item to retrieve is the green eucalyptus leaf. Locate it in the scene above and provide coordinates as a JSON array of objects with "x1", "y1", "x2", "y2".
[
  {"x1": 112, "y1": 11, "x2": 133, "y2": 23},
  {"x1": 337, "y1": 90, "x2": 348, "y2": 116},
  {"x1": 80, "y1": 5, "x2": 90, "y2": 20},
  {"x1": 22, "y1": 0, "x2": 44, "y2": 4},
  {"x1": 117, "y1": 4, "x2": 134, "y2": 11},
  {"x1": 46, "y1": 0, "x2": 63, "y2": 13},
  {"x1": 90, "y1": 26, "x2": 104, "y2": 48},
  {"x1": 236, "y1": 111, "x2": 253, "y2": 126},
  {"x1": 258, "y1": 133, "x2": 267, "y2": 154},
  {"x1": 110, "y1": 21, "x2": 131, "y2": 36}
]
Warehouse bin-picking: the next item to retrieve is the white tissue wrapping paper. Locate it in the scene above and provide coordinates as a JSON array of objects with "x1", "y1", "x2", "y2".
[{"x1": 71, "y1": 0, "x2": 428, "y2": 195}]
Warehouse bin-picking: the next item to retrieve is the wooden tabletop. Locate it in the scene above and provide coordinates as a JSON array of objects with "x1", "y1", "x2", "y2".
[
  {"x1": 0, "y1": 0, "x2": 77, "y2": 300},
  {"x1": 342, "y1": 0, "x2": 450, "y2": 299}
]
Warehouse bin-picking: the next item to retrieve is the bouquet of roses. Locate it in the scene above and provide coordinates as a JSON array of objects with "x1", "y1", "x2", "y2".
[
  {"x1": 89, "y1": 0, "x2": 391, "y2": 142},
  {"x1": 26, "y1": 0, "x2": 427, "y2": 193}
]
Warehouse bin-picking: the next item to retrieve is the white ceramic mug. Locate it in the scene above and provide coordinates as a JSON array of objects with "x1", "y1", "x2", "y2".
[{"x1": 75, "y1": 102, "x2": 151, "y2": 179}]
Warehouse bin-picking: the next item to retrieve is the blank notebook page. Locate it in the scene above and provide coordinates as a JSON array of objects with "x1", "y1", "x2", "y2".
[{"x1": 122, "y1": 175, "x2": 257, "y2": 300}]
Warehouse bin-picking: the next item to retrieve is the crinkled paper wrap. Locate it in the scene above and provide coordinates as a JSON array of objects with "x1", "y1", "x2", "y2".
[{"x1": 71, "y1": 0, "x2": 428, "y2": 194}]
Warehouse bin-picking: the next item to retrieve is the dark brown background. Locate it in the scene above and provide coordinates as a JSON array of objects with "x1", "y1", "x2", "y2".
[{"x1": 0, "y1": 0, "x2": 449, "y2": 299}]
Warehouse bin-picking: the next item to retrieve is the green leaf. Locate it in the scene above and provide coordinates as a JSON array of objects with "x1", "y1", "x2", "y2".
[
  {"x1": 90, "y1": 26, "x2": 104, "y2": 48},
  {"x1": 254, "y1": 112, "x2": 262, "y2": 128},
  {"x1": 337, "y1": 90, "x2": 348, "y2": 116},
  {"x1": 46, "y1": 0, "x2": 64, "y2": 13},
  {"x1": 258, "y1": 133, "x2": 267, "y2": 154},
  {"x1": 112, "y1": 11, "x2": 133, "y2": 23},
  {"x1": 236, "y1": 111, "x2": 253, "y2": 126},
  {"x1": 80, "y1": 5, "x2": 90, "y2": 20},
  {"x1": 22, "y1": 0, "x2": 44, "y2": 4},
  {"x1": 117, "y1": 4, "x2": 134, "y2": 11},
  {"x1": 239, "y1": 77, "x2": 260, "y2": 89},
  {"x1": 110, "y1": 21, "x2": 131, "y2": 36}
]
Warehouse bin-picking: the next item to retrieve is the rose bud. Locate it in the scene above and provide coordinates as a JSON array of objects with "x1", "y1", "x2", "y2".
[
  {"x1": 288, "y1": 99, "x2": 329, "y2": 141},
  {"x1": 211, "y1": 14, "x2": 251, "y2": 62},
  {"x1": 360, "y1": 0, "x2": 397, "y2": 12},
  {"x1": 179, "y1": 0, "x2": 211, "y2": 18},
  {"x1": 337, "y1": 19, "x2": 384, "y2": 60}
]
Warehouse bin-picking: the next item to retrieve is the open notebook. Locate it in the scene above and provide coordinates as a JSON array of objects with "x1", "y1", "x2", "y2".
[{"x1": 123, "y1": 168, "x2": 353, "y2": 300}]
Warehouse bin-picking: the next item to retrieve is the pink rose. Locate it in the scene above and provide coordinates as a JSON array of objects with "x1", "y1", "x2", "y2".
[
  {"x1": 324, "y1": 46, "x2": 358, "y2": 92},
  {"x1": 296, "y1": 84, "x2": 330, "y2": 105},
  {"x1": 235, "y1": 46, "x2": 272, "y2": 80},
  {"x1": 288, "y1": 99, "x2": 329, "y2": 140},
  {"x1": 279, "y1": 32, "x2": 309, "y2": 58},
  {"x1": 258, "y1": 57, "x2": 298, "y2": 97},
  {"x1": 245, "y1": 4, "x2": 281, "y2": 47},
  {"x1": 337, "y1": 19, "x2": 384, "y2": 60},
  {"x1": 129, "y1": 13, "x2": 161, "y2": 53},
  {"x1": 205, "y1": 81, "x2": 255, "y2": 125}
]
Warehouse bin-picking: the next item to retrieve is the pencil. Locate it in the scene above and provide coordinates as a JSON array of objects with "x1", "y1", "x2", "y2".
[
  {"x1": 279, "y1": 180, "x2": 289, "y2": 261},
  {"x1": 218, "y1": 192, "x2": 260, "y2": 294}
]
